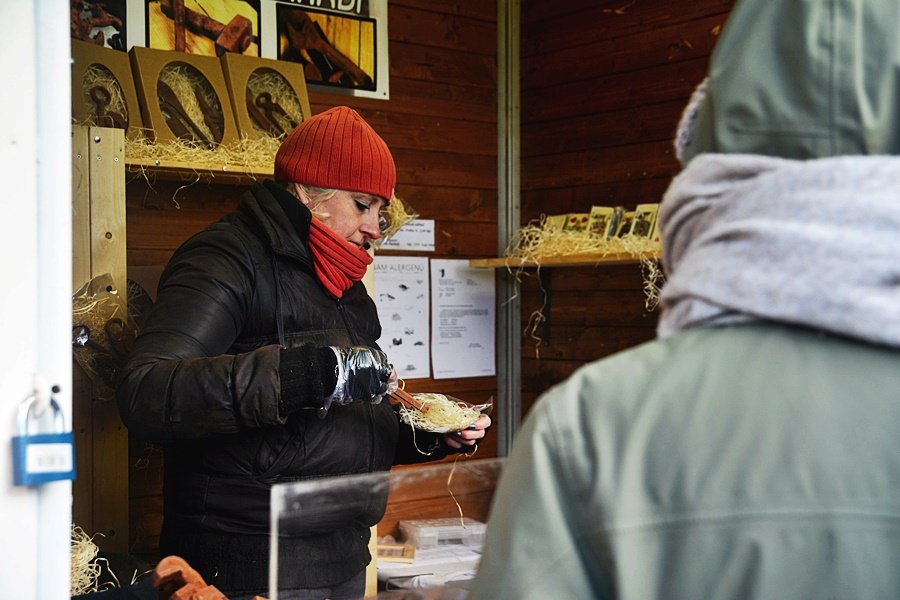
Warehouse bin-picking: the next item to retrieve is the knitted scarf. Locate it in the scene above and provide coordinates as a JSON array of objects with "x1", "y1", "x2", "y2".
[
  {"x1": 657, "y1": 153, "x2": 900, "y2": 348},
  {"x1": 307, "y1": 217, "x2": 372, "y2": 298}
]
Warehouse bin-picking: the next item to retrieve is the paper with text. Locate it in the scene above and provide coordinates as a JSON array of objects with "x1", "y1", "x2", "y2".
[{"x1": 430, "y1": 259, "x2": 495, "y2": 379}]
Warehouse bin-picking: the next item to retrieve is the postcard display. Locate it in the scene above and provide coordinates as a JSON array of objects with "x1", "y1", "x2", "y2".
[{"x1": 71, "y1": 44, "x2": 312, "y2": 150}]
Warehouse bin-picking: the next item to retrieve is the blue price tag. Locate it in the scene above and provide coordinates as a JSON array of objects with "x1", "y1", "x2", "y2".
[{"x1": 12, "y1": 432, "x2": 76, "y2": 486}]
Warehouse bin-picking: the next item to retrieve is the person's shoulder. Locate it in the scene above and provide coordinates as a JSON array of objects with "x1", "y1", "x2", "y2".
[
  {"x1": 558, "y1": 334, "x2": 679, "y2": 400},
  {"x1": 175, "y1": 208, "x2": 263, "y2": 256},
  {"x1": 530, "y1": 327, "x2": 742, "y2": 426}
]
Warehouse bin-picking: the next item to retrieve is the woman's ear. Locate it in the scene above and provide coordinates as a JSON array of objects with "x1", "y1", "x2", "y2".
[{"x1": 294, "y1": 183, "x2": 310, "y2": 206}]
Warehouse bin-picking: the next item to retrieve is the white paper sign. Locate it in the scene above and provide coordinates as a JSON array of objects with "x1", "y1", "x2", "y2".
[
  {"x1": 374, "y1": 256, "x2": 431, "y2": 379},
  {"x1": 379, "y1": 219, "x2": 436, "y2": 252},
  {"x1": 430, "y1": 259, "x2": 496, "y2": 379}
]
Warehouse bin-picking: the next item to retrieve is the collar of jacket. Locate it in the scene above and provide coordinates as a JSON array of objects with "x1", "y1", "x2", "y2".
[{"x1": 240, "y1": 180, "x2": 314, "y2": 264}]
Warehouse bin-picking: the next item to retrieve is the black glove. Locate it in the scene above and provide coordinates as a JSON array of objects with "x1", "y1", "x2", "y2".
[{"x1": 323, "y1": 346, "x2": 392, "y2": 416}]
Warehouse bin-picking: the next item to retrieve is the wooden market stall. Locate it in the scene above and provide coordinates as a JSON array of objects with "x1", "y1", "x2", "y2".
[{"x1": 69, "y1": 0, "x2": 733, "y2": 588}]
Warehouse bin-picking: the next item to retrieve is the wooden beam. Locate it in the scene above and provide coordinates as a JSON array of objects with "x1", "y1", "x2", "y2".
[{"x1": 71, "y1": 125, "x2": 129, "y2": 553}]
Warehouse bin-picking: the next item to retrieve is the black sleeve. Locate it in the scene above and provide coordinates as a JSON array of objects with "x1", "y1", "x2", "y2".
[{"x1": 117, "y1": 227, "x2": 311, "y2": 443}]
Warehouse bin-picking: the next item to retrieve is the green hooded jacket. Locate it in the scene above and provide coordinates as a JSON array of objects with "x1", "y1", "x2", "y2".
[
  {"x1": 681, "y1": 0, "x2": 900, "y2": 162},
  {"x1": 470, "y1": 325, "x2": 900, "y2": 599},
  {"x1": 470, "y1": 1, "x2": 900, "y2": 598}
]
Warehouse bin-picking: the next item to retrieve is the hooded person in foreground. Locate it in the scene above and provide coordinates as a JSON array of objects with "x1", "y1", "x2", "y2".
[
  {"x1": 116, "y1": 106, "x2": 491, "y2": 600},
  {"x1": 469, "y1": 1, "x2": 900, "y2": 598}
]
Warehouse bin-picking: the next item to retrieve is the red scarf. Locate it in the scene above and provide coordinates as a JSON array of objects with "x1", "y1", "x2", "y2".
[{"x1": 307, "y1": 217, "x2": 373, "y2": 298}]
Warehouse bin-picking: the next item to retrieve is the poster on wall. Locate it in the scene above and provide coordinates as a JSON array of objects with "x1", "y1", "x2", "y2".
[
  {"x1": 147, "y1": 0, "x2": 260, "y2": 56},
  {"x1": 260, "y1": 0, "x2": 389, "y2": 100},
  {"x1": 430, "y1": 259, "x2": 496, "y2": 380},
  {"x1": 122, "y1": 0, "x2": 260, "y2": 56},
  {"x1": 117, "y1": 1, "x2": 388, "y2": 99},
  {"x1": 72, "y1": 0, "x2": 129, "y2": 51},
  {"x1": 373, "y1": 257, "x2": 431, "y2": 380}
]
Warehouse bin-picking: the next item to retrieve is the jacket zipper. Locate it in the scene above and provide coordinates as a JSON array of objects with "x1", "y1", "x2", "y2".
[
  {"x1": 335, "y1": 298, "x2": 361, "y2": 346},
  {"x1": 336, "y1": 297, "x2": 376, "y2": 470}
]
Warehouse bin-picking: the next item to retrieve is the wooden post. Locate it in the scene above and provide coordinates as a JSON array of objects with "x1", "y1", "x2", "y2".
[
  {"x1": 366, "y1": 524, "x2": 378, "y2": 597},
  {"x1": 71, "y1": 125, "x2": 129, "y2": 553}
]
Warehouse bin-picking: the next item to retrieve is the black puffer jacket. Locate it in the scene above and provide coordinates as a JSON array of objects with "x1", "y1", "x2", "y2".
[{"x1": 117, "y1": 181, "x2": 447, "y2": 593}]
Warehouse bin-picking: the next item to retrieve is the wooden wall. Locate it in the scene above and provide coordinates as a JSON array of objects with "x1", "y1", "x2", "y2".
[
  {"x1": 105, "y1": 0, "x2": 739, "y2": 565},
  {"x1": 124, "y1": 0, "x2": 499, "y2": 561},
  {"x1": 518, "y1": 0, "x2": 734, "y2": 414}
]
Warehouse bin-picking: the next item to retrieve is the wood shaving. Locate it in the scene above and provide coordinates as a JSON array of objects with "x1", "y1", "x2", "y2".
[
  {"x1": 641, "y1": 256, "x2": 665, "y2": 311},
  {"x1": 125, "y1": 132, "x2": 282, "y2": 175},
  {"x1": 376, "y1": 195, "x2": 418, "y2": 244},
  {"x1": 398, "y1": 393, "x2": 487, "y2": 433},
  {"x1": 71, "y1": 525, "x2": 102, "y2": 596},
  {"x1": 602, "y1": 0, "x2": 636, "y2": 15},
  {"x1": 505, "y1": 214, "x2": 660, "y2": 263}
]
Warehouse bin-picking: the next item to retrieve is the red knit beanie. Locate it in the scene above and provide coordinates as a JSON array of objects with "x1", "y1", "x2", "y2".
[{"x1": 274, "y1": 106, "x2": 396, "y2": 203}]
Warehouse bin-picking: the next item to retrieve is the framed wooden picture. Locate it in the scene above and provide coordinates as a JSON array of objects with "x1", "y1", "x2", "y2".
[
  {"x1": 543, "y1": 214, "x2": 567, "y2": 232},
  {"x1": 588, "y1": 206, "x2": 615, "y2": 239},
  {"x1": 616, "y1": 210, "x2": 636, "y2": 238},
  {"x1": 220, "y1": 52, "x2": 311, "y2": 141},
  {"x1": 129, "y1": 45, "x2": 239, "y2": 148},
  {"x1": 71, "y1": 38, "x2": 145, "y2": 139},
  {"x1": 629, "y1": 204, "x2": 659, "y2": 239},
  {"x1": 563, "y1": 213, "x2": 590, "y2": 232}
]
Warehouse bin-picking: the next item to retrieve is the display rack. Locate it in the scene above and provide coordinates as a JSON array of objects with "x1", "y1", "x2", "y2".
[
  {"x1": 469, "y1": 251, "x2": 660, "y2": 269},
  {"x1": 125, "y1": 157, "x2": 273, "y2": 185},
  {"x1": 469, "y1": 250, "x2": 661, "y2": 344}
]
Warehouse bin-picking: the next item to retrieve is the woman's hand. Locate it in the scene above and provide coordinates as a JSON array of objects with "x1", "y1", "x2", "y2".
[{"x1": 443, "y1": 413, "x2": 492, "y2": 449}]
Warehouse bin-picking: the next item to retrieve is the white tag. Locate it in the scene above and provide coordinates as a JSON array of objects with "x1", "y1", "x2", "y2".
[{"x1": 25, "y1": 443, "x2": 73, "y2": 474}]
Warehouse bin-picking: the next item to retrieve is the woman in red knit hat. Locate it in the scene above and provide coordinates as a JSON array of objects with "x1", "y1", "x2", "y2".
[{"x1": 117, "y1": 106, "x2": 491, "y2": 600}]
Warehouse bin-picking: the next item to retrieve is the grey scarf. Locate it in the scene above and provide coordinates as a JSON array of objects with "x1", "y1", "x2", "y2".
[{"x1": 656, "y1": 153, "x2": 900, "y2": 348}]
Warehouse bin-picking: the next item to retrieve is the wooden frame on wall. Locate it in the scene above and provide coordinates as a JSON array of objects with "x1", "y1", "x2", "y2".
[
  {"x1": 129, "y1": 45, "x2": 240, "y2": 148},
  {"x1": 72, "y1": 39, "x2": 145, "y2": 140},
  {"x1": 220, "y1": 52, "x2": 311, "y2": 141}
]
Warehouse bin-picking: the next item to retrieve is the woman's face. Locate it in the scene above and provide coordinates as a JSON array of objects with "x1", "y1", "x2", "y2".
[{"x1": 296, "y1": 185, "x2": 386, "y2": 249}]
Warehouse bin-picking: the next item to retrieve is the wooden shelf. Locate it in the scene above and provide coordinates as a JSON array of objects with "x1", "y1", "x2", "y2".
[
  {"x1": 473, "y1": 250, "x2": 662, "y2": 345},
  {"x1": 125, "y1": 157, "x2": 273, "y2": 185},
  {"x1": 469, "y1": 251, "x2": 660, "y2": 269}
]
